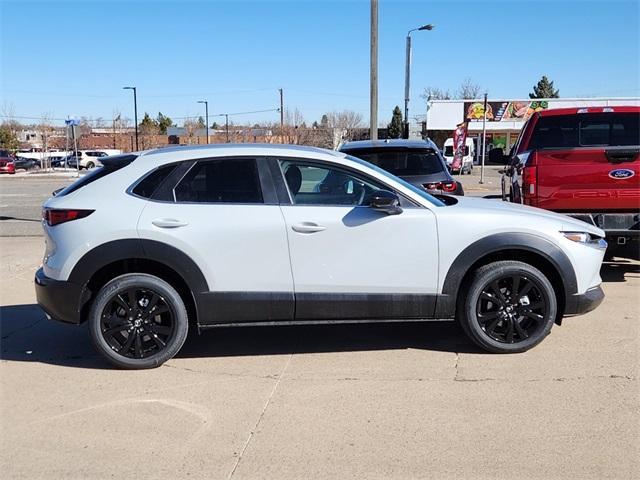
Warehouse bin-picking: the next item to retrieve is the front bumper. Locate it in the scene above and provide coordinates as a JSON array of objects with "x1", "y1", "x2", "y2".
[
  {"x1": 35, "y1": 267, "x2": 84, "y2": 324},
  {"x1": 564, "y1": 285, "x2": 605, "y2": 316}
]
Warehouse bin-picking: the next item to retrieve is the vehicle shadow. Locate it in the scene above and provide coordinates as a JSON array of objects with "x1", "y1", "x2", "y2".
[{"x1": 0, "y1": 304, "x2": 479, "y2": 369}]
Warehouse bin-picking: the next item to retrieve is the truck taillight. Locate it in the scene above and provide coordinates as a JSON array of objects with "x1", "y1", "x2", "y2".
[
  {"x1": 42, "y1": 208, "x2": 94, "y2": 226},
  {"x1": 523, "y1": 166, "x2": 537, "y2": 199}
]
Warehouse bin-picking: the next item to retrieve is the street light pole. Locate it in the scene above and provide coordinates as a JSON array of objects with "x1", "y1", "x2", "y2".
[
  {"x1": 404, "y1": 24, "x2": 433, "y2": 139},
  {"x1": 225, "y1": 114, "x2": 229, "y2": 143},
  {"x1": 123, "y1": 86, "x2": 138, "y2": 150},
  {"x1": 197, "y1": 100, "x2": 209, "y2": 143}
]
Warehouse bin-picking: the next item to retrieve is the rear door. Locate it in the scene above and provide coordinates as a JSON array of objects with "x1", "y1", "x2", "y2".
[
  {"x1": 529, "y1": 110, "x2": 640, "y2": 211},
  {"x1": 136, "y1": 157, "x2": 294, "y2": 325}
]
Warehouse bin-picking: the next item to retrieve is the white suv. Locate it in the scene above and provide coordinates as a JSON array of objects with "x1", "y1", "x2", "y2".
[{"x1": 35, "y1": 145, "x2": 607, "y2": 369}]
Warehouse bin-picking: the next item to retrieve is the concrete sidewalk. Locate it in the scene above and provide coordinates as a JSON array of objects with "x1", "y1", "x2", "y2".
[{"x1": 1, "y1": 237, "x2": 638, "y2": 479}]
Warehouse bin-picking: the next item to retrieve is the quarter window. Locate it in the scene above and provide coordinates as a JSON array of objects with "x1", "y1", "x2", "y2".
[
  {"x1": 174, "y1": 158, "x2": 263, "y2": 203},
  {"x1": 279, "y1": 160, "x2": 384, "y2": 206},
  {"x1": 132, "y1": 164, "x2": 177, "y2": 199}
]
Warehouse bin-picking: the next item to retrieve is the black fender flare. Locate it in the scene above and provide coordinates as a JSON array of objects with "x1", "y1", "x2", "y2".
[
  {"x1": 69, "y1": 239, "x2": 209, "y2": 320},
  {"x1": 435, "y1": 232, "x2": 577, "y2": 318}
]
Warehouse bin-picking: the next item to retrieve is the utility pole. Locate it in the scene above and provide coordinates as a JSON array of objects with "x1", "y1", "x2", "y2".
[
  {"x1": 197, "y1": 100, "x2": 209, "y2": 143},
  {"x1": 480, "y1": 92, "x2": 488, "y2": 184},
  {"x1": 279, "y1": 88, "x2": 284, "y2": 141},
  {"x1": 404, "y1": 33, "x2": 411, "y2": 139},
  {"x1": 123, "y1": 86, "x2": 138, "y2": 150},
  {"x1": 370, "y1": 0, "x2": 378, "y2": 140},
  {"x1": 225, "y1": 114, "x2": 229, "y2": 143}
]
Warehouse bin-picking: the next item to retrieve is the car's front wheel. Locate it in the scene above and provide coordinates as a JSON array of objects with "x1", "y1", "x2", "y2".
[
  {"x1": 458, "y1": 261, "x2": 557, "y2": 353},
  {"x1": 89, "y1": 273, "x2": 189, "y2": 369}
]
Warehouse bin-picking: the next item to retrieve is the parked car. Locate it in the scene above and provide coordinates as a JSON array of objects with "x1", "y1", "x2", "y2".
[
  {"x1": 501, "y1": 106, "x2": 640, "y2": 255},
  {"x1": 36, "y1": 144, "x2": 607, "y2": 369},
  {"x1": 443, "y1": 137, "x2": 475, "y2": 174},
  {"x1": 13, "y1": 156, "x2": 40, "y2": 170},
  {"x1": 79, "y1": 149, "x2": 122, "y2": 169},
  {"x1": 0, "y1": 156, "x2": 16, "y2": 174},
  {"x1": 339, "y1": 139, "x2": 464, "y2": 195}
]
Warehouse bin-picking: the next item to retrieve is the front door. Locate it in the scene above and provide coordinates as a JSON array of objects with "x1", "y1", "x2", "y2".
[{"x1": 276, "y1": 159, "x2": 439, "y2": 320}]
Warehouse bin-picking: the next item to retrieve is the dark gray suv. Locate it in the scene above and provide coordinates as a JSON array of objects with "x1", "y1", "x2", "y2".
[{"x1": 339, "y1": 139, "x2": 464, "y2": 196}]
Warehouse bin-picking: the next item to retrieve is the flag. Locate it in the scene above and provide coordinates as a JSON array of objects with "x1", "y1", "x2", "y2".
[{"x1": 452, "y1": 122, "x2": 467, "y2": 172}]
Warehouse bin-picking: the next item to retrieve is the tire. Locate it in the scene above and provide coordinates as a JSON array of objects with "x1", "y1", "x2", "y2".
[
  {"x1": 457, "y1": 260, "x2": 557, "y2": 353},
  {"x1": 86, "y1": 161, "x2": 95, "y2": 169},
  {"x1": 88, "y1": 273, "x2": 189, "y2": 369}
]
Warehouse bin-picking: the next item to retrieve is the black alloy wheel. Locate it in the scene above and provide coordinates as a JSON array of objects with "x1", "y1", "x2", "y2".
[
  {"x1": 89, "y1": 273, "x2": 188, "y2": 369},
  {"x1": 476, "y1": 274, "x2": 547, "y2": 343},
  {"x1": 458, "y1": 260, "x2": 557, "y2": 353},
  {"x1": 100, "y1": 288, "x2": 175, "y2": 359}
]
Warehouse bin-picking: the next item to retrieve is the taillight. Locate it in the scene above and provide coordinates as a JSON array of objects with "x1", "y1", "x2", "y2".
[
  {"x1": 423, "y1": 181, "x2": 457, "y2": 193},
  {"x1": 441, "y1": 181, "x2": 457, "y2": 193},
  {"x1": 42, "y1": 208, "x2": 94, "y2": 226},
  {"x1": 523, "y1": 166, "x2": 537, "y2": 199}
]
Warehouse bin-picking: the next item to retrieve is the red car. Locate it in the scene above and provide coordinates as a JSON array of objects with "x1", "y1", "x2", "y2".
[
  {"x1": 0, "y1": 156, "x2": 16, "y2": 174},
  {"x1": 502, "y1": 106, "x2": 640, "y2": 254}
]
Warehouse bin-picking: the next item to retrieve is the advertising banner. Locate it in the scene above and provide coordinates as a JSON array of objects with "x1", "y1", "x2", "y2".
[
  {"x1": 452, "y1": 122, "x2": 467, "y2": 171},
  {"x1": 464, "y1": 100, "x2": 549, "y2": 122}
]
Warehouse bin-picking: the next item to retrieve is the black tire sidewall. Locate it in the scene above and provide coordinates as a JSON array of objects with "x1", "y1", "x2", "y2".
[
  {"x1": 461, "y1": 262, "x2": 557, "y2": 353},
  {"x1": 89, "y1": 274, "x2": 188, "y2": 369}
]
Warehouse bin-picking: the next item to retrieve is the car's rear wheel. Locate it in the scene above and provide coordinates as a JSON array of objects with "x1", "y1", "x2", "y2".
[
  {"x1": 457, "y1": 261, "x2": 557, "y2": 353},
  {"x1": 89, "y1": 273, "x2": 188, "y2": 369},
  {"x1": 86, "y1": 161, "x2": 95, "y2": 169}
]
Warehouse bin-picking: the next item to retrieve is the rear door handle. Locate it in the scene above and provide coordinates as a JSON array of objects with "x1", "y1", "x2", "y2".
[
  {"x1": 292, "y1": 222, "x2": 326, "y2": 234},
  {"x1": 152, "y1": 218, "x2": 189, "y2": 228}
]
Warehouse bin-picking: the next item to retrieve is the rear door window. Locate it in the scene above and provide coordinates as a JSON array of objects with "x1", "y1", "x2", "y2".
[
  {"x1": 530, "y1": 112, "x2": 640, "y2": 149},
  {"x1": 345, "y1": 148, "x2": 445, "y2": 176},
  {"x1": 174, "y1": 158, "x2": 263, "y2": 203}
]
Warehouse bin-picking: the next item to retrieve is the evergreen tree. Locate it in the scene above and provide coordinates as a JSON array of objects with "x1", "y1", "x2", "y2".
[
  {"x1": 139, "y1": 112, "x2": 158, "y2": 129},
  {"x1": 197, "y1": 116, "x2": 206, "y2": 128},
  {"x1": 0, "y1": 125, "x2": 20, "y2": 151},
  {"x1": 156, "y1": 112, "x2": 173, "y2": 134},
  {"x1": 320, "y1": 114, "x2": 329, "y2": 128},
  {"x1": 529, "y1": 76, "x2": 559, "y2": 98},
  {"x1": 387, "y1": 106, "x2": 404, "y2": 139},
  {"x1": 211, "y1": 122, "x2": 220, "y2": 129}
]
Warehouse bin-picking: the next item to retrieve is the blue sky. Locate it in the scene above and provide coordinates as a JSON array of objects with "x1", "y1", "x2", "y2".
[{"x1": 1, "y1": 0, "x2": 639, "y2": 126}]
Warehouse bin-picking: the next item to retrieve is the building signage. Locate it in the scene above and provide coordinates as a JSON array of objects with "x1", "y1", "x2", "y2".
[{"x1": 464, "y1": 100, "x2": 549, "y2": 122}]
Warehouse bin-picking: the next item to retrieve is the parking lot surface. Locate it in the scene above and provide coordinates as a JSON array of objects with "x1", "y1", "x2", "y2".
[{"x1": 1, "y1": 172, "x2": 638, "y2": 479}]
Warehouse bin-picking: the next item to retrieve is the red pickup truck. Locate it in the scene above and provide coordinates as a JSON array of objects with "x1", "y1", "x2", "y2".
[{"x1": 502, "y1": 106, "x2": 639, "y2": 255}]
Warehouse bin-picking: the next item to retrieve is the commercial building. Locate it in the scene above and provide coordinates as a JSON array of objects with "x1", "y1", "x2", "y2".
[{"x1": 425, "y1": 97, "x2": 640, "y2": 153}]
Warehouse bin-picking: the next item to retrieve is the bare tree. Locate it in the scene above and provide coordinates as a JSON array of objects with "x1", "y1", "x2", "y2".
[
  {"x1": 38, "y1": 113, "x2": 54, "y2": 170},
  {"x1": 457, "y1": 78, "x2": 483, "y2": 99},
  {"x1": 421, "y1": 86, "x2": 451, "y2": 101},
  {"x1": 182, "y1": 117, "x2": 199, "y2": 145},
  {"x1": 325, "y1": 110, "x2": 363, "y2": 140}
]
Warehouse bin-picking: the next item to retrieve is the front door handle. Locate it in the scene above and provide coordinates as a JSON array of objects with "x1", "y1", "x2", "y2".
[
  {"x1": 292, "y1": 222, "x2": 326, "y2": 234},
  {"x1": 152, "y1": 218, "x2": 189, "y2": 228}
]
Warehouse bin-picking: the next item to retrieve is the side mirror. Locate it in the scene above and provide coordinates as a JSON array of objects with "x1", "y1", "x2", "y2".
[{"x1": 369, "y1": 189, "x2": 402, "y2": 215}]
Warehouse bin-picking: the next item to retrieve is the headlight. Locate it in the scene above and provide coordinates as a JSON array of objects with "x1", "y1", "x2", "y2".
[{"x1": 562, "y1": 232, "x2": 607, "y2": 249}]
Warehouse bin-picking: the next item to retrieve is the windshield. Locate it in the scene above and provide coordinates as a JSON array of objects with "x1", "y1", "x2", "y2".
[
  {"x1": 345, "y1": 148, "x2": 445, "y2": 176},
  {"x1": 344, "y1": 154, "x2": 445, "y2": 207}
]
